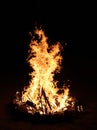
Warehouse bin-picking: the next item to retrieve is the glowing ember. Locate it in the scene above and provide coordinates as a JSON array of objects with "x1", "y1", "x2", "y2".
[{"x1": 13, "y1": 28, "x2": 78, "y2": 116}]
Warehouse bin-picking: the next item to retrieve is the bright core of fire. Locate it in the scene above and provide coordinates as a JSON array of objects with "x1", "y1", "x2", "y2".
[{"x1": 21, "y1": 28, "x2": 74, "y2": 115}]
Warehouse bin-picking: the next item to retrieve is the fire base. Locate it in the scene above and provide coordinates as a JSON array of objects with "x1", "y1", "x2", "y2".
[
  {"x1": 9, "y1": 93, "x2": 85, "y2": 123},
  {"x1": 9, "y1": 102, "x2": 85, "y2": 123}
]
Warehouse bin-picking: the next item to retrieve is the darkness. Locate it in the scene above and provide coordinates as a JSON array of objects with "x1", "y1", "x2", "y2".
[{"x1": 0, "y1": 1, "x2": 97, "y2": 129}]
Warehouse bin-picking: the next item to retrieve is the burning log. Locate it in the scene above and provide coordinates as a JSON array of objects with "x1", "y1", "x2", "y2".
[{"x1": 41, "y1": 88, "x2": 52, "y2": 112}]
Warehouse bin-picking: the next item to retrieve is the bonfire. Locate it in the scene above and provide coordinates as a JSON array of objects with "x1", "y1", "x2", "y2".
[{"x1": 13, "y1": 28, "x2": 83, "y2": 116}]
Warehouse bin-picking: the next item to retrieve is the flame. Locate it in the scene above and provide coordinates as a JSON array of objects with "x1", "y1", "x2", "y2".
[{"x1": 21, "y1": 28, "x2": 74, "y2": 115}]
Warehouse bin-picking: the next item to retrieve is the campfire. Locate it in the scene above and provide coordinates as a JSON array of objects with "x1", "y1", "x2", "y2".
[{"x1": 12, "y1": 28, "x2": 83, "y2": 118}]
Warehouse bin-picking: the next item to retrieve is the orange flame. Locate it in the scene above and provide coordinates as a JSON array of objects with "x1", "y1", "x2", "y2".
[{"x1": 21, "y1": 28, "x2": 74, "y2": 115}]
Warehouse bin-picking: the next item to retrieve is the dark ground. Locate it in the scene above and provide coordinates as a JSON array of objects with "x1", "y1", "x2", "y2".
[{"x1": 0, "y1": 1, "x2": 97, "y2": 129}]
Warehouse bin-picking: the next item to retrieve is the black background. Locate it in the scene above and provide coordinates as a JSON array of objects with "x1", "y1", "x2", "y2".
[{"x1": 0, "y1": 1, "x2": 97, "y2": 129}]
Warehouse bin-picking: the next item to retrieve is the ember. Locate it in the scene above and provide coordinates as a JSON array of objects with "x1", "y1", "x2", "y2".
[{"x1": 13, "y1": 27, "x2": 83, "y2": 117}]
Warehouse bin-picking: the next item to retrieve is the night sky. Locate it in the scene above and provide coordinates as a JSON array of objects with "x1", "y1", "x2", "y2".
[{"x1": 0, "y1": 1, "x2": 97, "y2": 129}]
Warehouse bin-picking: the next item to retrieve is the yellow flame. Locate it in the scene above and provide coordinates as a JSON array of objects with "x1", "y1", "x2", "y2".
[{"x1": 21, "y1": 28, "x2": 74, "y2": 114}]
